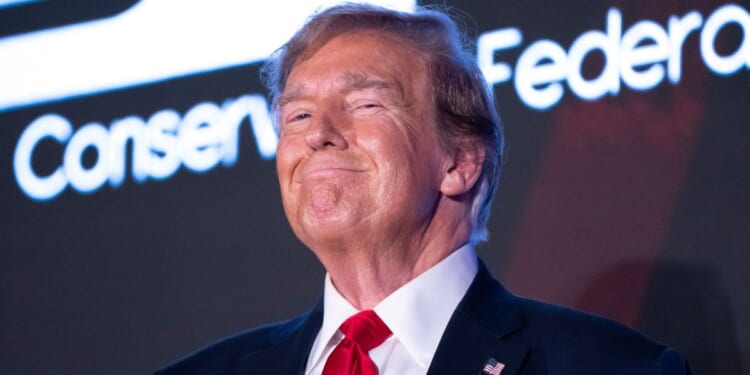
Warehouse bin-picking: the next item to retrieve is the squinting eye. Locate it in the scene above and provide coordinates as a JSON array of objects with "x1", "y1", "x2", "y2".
[
  {"x1": 281, "y1": 111, "x2": 311, "y2": 131},
  {"x1": 353, "y1": 102, "x2": 382, "y2": 113},
  {"x1": 285, "y1": 112, "x2": 311, "y2": 125},
  {"x1": 294, "y1": 113, "x2": 312, "y2": 121}
]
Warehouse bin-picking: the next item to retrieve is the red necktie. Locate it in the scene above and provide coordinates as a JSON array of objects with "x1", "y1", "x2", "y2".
[{"x1": 322, "y1": 310, "x2": 392, "y2": 375}]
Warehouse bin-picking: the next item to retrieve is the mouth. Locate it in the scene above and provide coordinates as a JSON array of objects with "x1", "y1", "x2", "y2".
[
  {"x1": 298, "y1": 166, "x2": 364, "y2": 181},
  {"x1": 291, "y1": 153, "x2": 369, "y2": 184}
]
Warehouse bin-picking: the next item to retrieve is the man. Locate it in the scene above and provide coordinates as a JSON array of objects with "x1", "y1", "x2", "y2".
[{"x1": 156, "y1": 4, "x2": 689, "y2": 374}]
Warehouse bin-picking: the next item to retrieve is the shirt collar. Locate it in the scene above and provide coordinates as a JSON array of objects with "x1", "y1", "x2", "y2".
[
  {"x1": 374, "y1": 244, "x2": 478, "y2": 367},
  {"x1": 306, "y1": 273, "x2": 359, "y2": 371},
  {"x1": 308, "y1": 244, "x2": 478, "y2": 369}
]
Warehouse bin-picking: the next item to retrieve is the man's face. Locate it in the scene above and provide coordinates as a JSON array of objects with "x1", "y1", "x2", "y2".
[{"x1": 275, "y1": 32, "x2": 451, "y2": 250}]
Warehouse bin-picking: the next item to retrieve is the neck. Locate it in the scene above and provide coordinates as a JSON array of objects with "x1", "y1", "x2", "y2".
[{"x1": 314, "y1": 212, "x2": 472, "y2": 310}]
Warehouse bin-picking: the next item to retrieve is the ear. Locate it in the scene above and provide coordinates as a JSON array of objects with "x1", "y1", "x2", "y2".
[{"x1": 439, "y1": 144, "x2": 485, "y2": 197}]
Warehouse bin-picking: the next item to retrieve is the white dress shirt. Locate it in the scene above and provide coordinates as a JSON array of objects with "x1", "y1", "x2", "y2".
[{"x1": 304, "y1": 244, "x2": 479, "y2": 375}]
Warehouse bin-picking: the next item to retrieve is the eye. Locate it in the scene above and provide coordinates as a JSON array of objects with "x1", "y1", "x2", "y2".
[
  {"x1": 283, "y1": 111, "x2": 311, "y2": 126},
  {"x1": 352, "y1": 101, "x2": 383, "y2": 115},
  {"x1": 293, "y1": 112, "x2": 312, "y2": 121}
]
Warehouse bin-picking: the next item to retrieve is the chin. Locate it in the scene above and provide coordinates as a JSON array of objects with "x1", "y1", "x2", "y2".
[{"x1": 296, "y1": 213, "x2": 360, "y2": 247}]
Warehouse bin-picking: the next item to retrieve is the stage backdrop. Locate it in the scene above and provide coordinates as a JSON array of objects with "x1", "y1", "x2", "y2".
[{"x1": 1, "y1": 1, "x2": 748, "y2": 374}]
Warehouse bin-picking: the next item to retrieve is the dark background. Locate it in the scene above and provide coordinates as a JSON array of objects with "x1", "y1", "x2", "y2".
[{"x1": 1, "y1": 1, "x2": 748, "y2": 374}]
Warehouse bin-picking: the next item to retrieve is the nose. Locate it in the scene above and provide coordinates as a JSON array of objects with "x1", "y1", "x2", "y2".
[{"x1": 304, "y1": 111, "x2": 348, "y2": 151}]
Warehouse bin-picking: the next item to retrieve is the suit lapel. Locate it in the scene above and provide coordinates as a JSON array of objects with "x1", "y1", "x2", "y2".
[
  {"x1": 427, "y1": 262, "x2": 531, "y2": 375},
  {"x1": 235, "y1": 300, "x2": 323, "y2": 374},
  {"x1": 235, "y1": 262, "x2": 531, "y2": 374}
]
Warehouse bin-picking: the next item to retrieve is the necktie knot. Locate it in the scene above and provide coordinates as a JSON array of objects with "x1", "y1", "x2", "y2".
[
  {"x1": 322, "y1": 310, "x2": 391, "y2": 375},
  {"x1": 339, "y1": 310, "x2": 392, "y2": 351}
]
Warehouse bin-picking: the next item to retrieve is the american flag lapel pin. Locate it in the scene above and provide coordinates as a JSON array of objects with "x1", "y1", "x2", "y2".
[{"x1": 481, "y1": 358, "x2": 505, "y2": 375}]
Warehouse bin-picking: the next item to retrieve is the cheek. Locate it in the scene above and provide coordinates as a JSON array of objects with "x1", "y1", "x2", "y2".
[
  {"x1": 373, "y1": 148, "x2": 418, "y2": 200},
  {"x1": 361, "y1": 125, "x2": 413, "y2": 158},
  {"x1": 275, "y1": 142, "x2": 305, "y2": 212},
  {"x1": 384, "y1": 136, "x2": 445, "y2": 202},
  {"x1": 275, "y1": 137, "x2": 300, "y2": 180}
]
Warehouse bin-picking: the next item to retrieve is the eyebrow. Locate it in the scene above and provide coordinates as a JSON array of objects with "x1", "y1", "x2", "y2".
[
  {"x1": 277, "y1": 71, "x2": 405, "y2": 109},
  {"x1": 276, "y1": 84, "x2": 310, "y2": 109},
  {"x1": 340, "y1": 71, "x2": 392, "y2": 92},
  {"x1": 340, "y1": 72, "x2": 406, "y2": 103}
]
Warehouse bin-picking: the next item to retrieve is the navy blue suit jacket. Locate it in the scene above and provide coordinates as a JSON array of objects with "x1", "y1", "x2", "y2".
[{"x1": 155, "y1": 262, "x2": 690, "y2": 374}]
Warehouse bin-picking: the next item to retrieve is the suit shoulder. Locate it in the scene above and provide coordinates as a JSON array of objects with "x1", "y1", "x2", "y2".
[
  {"x1": 512, "y1": 297, "x2": 689, "y2": 373},
  {"x1": 514, "y1": 296, "x2": 662, "y2": 350},
  {"x1": 154, "y1": 311, "x2": 309, "y2": 375}
]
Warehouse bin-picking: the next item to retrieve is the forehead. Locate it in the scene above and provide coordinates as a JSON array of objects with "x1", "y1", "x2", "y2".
[
  {"x1": 282, "y1": 31, "x2": 428, "y2": 97},
  {"x1": 282, "y1": 70, "x2": 397, "y2": 100}
]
